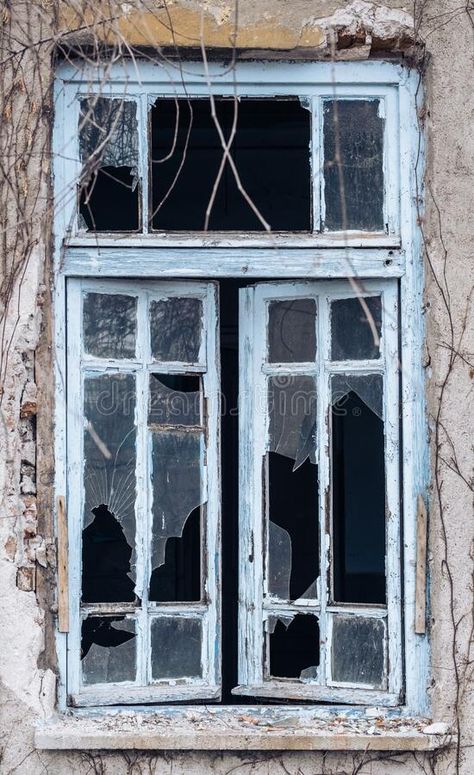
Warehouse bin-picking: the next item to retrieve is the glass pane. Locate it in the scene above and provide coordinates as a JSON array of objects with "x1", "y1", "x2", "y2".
[
  {"x1": 81, "y1": 616, "x2": 136, "y2": 685},
  {"x1": 83, "y1": 292, "x2": 137, "y2": 359},
  {"x1": 149, "y1": 430, "x2": 203, "y2": 602},
  {"x1": 151, "y1": 617, "x2": 202, "y2": 679},
  {"x1": 150, "y1": 297, "x2": 202, "y2": 362},
  {"x1": 79, "y1": 98, "x2": 139, "y2": 231},
  {"x1": 269, "y1": 614, "x2": 320, "y2": 680},
  {"x1": 268, "y1": 375, "x2": 317, "y2": 467},
  {"x1": 331, "y1": 375, "x2": 386, "y2": 604},
  {"x1": 268, "y1": 299, "x2": 316, "y2": 363},
  {"x1": 148, "y1": 373, "x2": 201, "y2": 426},
  {"x1": 151, "y1": 98, "x2": 311, "y2": 231},
  {"x1": 331, "y1": 615, "x2": 385, "y2": 688},
  {"x1": 323, "y1": 100, "x2": 384, "y2": 231},
  {"x1": 331, "y1": 296, "x2": 382, "y2": 361},
  {"x1": 82, "y1": 373, "x2": 137, "y2": 600}
]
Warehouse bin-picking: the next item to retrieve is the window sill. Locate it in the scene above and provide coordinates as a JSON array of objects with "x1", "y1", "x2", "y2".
[{"x1": 35, "y1": 708, "x2": 453, "y2": 752}]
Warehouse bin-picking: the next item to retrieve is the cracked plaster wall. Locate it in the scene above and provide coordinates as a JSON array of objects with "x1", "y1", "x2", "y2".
[{"x1": 0, "y1": 0, "x2": 473, "y2": 772}]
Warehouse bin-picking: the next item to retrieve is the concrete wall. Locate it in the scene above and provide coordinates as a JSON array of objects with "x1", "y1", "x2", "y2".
[{"x1": 0, "y1": 1, "x2": 473, "y2": 772}]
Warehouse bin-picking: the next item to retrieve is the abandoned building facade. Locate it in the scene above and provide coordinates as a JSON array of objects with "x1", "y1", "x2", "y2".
[{"x1": 0, "y1": 1, "x2": 473, "y2": 773}]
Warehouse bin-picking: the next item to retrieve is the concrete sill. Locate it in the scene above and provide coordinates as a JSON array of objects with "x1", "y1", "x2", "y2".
[{"x1": 35, "y1": 709, "x2": 454, "y2": 752}]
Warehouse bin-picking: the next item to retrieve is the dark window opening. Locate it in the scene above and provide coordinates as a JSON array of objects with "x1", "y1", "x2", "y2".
[
  {"x1": 79, "y1": 167, "x2": 140, "y2": 231},
  {"x1": 269, "y1": 614, "x2": 320, "y2": 679},
  {"x1": 331, "y1": 387, "x2": 386, "y2": 604},
  {"x1": 151, "y1": 98, "x2": 311, "y2": 231},
  {"x1": 82, "y1": 504, "x2": 136, "y2": 604}
]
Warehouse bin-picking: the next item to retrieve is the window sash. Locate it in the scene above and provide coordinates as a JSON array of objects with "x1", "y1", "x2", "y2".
[
  {"x1": 66, "y1": 278, "x2": 221, "y2": 706},
  {"x1": 235, "y1": 279, "x2": 402, "y2": 704}
]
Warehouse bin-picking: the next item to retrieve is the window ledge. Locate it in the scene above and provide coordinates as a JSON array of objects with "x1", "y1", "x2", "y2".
[{"x1": 35, "y1": 709, "x2": 453, "y2": 752}]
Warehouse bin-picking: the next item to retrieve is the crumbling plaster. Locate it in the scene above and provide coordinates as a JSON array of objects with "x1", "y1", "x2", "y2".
[{"x1": 0, "y1": 0, "x2": 473, "y2": 772}]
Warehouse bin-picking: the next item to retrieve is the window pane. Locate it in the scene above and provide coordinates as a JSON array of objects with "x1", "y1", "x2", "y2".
[
  {"x1": 82, "y1": 373, "x2": 137, "y2": 600},
  {"x1": 150, "y1": 297, "x2": 202, "y2": 362},
  {"x1": 331, "y1": 296, "x2": 382, "y2": 361},
  {"x1": 149, "y1": 430, "x2": 203, "y2": 602},
  {"x1": 151, "y1": 98, "x2": 311, "y2": 231},
  {"x1": 149, "y1": 373, "x2": 202, "y2": 426},
  {"x1": 268, "y1": 299, "x2": 316, "y2": 363},
  {"x1": 83, "y1": 292, "x2": 137, "y2": 359},
  {"x1": 331, "y1": 615, "x2": 385, "y2": 688},
  {"x1": 268, "y1": 375, "x2": 317, "y2": 466},
  {"x1": 323, "y1": 100, "x2": 384, "y2": 231},
  {"x1": 331, "y1": 375, "x2": 386, "y2": 604},
  {"x1": 81, "y1": 616, "x2": 136, "y2": 685},
  {"x1": 151, "y1": 617, "x2": 202, "y2": 679},
  {"x1": 269, "y1": 614, "x2": 320, "y2": 680},
  {"x1": 79, "y1": 98, "x2": 139, "y2": 231}
]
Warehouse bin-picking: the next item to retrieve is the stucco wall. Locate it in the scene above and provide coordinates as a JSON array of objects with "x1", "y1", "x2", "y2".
[{"x1": 0, "y1": 1, "x2": 473, "y2": 773}]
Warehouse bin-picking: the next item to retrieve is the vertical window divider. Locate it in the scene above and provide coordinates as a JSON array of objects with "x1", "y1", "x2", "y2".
[
  {"x1": 317, "y1": 287, "x2": 330, "y2": 687},
  {"x1": 311, "y1": 96, "x2": 321, "y2": 233},
  {"x1": 135, "y1": 291, "x2": 149, "y2": 686},
  {"x1": 139, "y1": 94, "x2": 149, "y2": 234}
]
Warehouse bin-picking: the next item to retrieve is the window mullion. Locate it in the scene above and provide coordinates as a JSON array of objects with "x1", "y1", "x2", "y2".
[
  {"x1": 317, "y1": 288, "x2": 330, "y2": 687},
  {"x1": 135, "y1": 293, "x2": 150, "y2": 687}
]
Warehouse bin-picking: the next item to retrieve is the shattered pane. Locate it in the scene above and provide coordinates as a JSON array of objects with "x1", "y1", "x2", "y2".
[
  {"x1": 79, "y1": 98, "x2": 140, "y2": 231},
  {"x1": 81, "y1": 616, "x2": 136, "y2": 685},
  {"x1": 83, "y1": 293, "x2": 137, "y2": 359},
  {"x1": 151, "y1": 617, "x2": 202, "y2": 679},
  {"x1": 331, "y1": 296, "x2": 382, "y2": 361},
  {"x1": 268, "y1": 299, "x2": 316, "y2": 363},
  {"x1": 267, "y1": 453, "x2": 318, "y2": 602},
  {"x1": 149, "y1": 373, "x2": 201, "y2": 426},
  {"x1": 149, "y1": 507, "x2": 201, "y2": 602},
  {"x1": 269, "y1": 614, "x2": 320, "y2": 679},
  {"x1": 150, "y1": 297, "x2": 203, "y2": 363},
  {"x1": 331, "y1": 615, "x2": 385, "y2": 688},
  {"x1": 150, "y1": 430, "x2": 204, "y2": 596},
  {"x1": 332, "y1": 373, "x2": 383, "y2": 420},
  {"x1": 332, "y1": 379, "x2": 386, "y2": 604},
  {"x1": 323, "y1": 99, "x2": 384, "y2": 232},
  {"x1": 82, "y1": 373, "x2": 137, "y2": 593},
  {"x1": 268, "y1": 521, "x2": 292, "y2": 600},
  {"x1": 268, "y1": 375, "x2": 317, "y2": 468}
]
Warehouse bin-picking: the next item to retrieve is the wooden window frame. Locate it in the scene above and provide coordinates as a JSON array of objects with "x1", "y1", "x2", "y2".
[{"x1": 53, "y1": 59, "x2": 429, "y2": 715}]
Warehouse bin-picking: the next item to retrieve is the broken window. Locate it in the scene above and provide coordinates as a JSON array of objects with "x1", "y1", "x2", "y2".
[
  {"x1": 79, "y1": 98, "x2": 140, "y2": 231},
  {"x1": 235, "y1": 280, "x2": 400, "y2": 703},
  {"x1": 151, "y1": 98, "x2": 311, "y2": 231},
  {"x1": 61, "y1": 64, "x2": 409, "y2": 709},
  {"x1": 70, "y1": 280, "x2": 220, "y2": 703}
]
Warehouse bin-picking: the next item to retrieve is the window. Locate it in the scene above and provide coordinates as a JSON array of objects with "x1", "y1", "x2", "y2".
[{"x1": 54, "y1": 61, "x2": 426, "y2": 712}]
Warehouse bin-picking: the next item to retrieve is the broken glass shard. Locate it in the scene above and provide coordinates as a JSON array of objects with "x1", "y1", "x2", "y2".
[
  {"x1": 331, "y1": 373, "x2": 383, "y2": 420},
  {"x1": 83, "y1": 373, "x2": 137, "y2": 591},
  {"x1": 150, "y1": 297, "x2": 203, "y2": 363},
  {"x1": 331, "y1": 615, "x2": 386, "y2": 688},
  {"x1": 83, "y1": 292, "x2": 137, "y2": 359},
  {"x1": 82, "y1": 504, "x2": 136, "y2": 603},
  {"x1": 323, "y1": 99, "x2": 384, "y2": 232},
  {"x1": 268, "y1": 521, "x2": 292, "y2": 600},
  {"x1": 269, "y1": 614, "x2": 320, "y2": 679},
  {"x1": 79, "y1": 98, "x2": 140, "y2": 231},
  {"x1": 149, "y1": 507, "x2": 201, "y2": 602},
  {"x1": 81, "y1": 616, "x2": 136, "y2": 685},
  {"x1": 331, "y1": 296, "x2": 382, "y2": 361},
  {"x1": 331, "y1": 378, "x2": 386, "y2": 604},
  {"x1": 268, "y1": 298, "x2": 317, "y2": 363},
  {"x1": 150, "y1": 430, "x2": 204, "y2": 589},
  {"x1": 266, "y1": 452, "x2": 318, "y2": 601},
  {"x1": 151, "y1": 617, "x2": 202, "y2": 679},
  {"x1": 148, "y1": 373, "x2": 201, "y2": 426},
  {"x1": 268, "y1": 375, "x2": 317, "y2": 468}
]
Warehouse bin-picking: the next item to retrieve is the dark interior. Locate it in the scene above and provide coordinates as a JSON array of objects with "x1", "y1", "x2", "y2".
[{"x1": 151, "y1": 98, "x2": 311, "y2": 231}]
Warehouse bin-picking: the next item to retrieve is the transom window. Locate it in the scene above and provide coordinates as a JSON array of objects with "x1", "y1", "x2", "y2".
[{"x1": 54, "y1": 61, "x2": 426, "y2": 712}]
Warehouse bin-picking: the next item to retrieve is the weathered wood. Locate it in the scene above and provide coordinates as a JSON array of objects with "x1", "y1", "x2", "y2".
[
  {"x1": 57, "y1": 495, "x2": 69, "y2": 633},
  {"x1": 415, "y1": 495, "x2": 428, "y2": 635}
]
